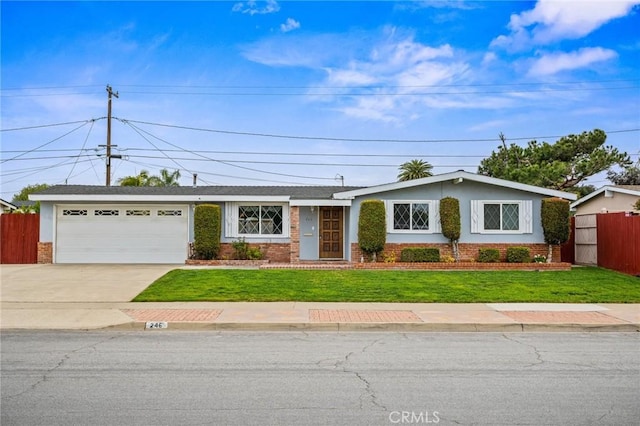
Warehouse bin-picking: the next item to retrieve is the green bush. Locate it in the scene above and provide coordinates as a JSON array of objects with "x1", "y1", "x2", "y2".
[
  {"x1": 194, "y1": 204, "x2": 221, "y2": 260},
  {"x1": 478, "y1": 248, "x2": 500, "y2": 263},
  {"x1": 400, "y1": 247, "x2": 440, "y2": 262},
  {"x1": 231, "y1": 238, "x2": 263, "y2": 260},
  {"x1": 506, "y1": 247, "x2": 531, "y2": 263},
  {"x1": 358, "y1": 200, "x2": 386, "y2": 257}
]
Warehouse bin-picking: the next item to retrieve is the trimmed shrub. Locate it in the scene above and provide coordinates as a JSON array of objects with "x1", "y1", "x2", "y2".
[
  {"x1": 478, "y1": 248, "x2": 500, "y2": 263},
  {"x1": 439, "y1": 197, "x2": 461, "y2": 261},
  {"x1": 541, "y1": 198, "x2": 571, "y2": 263},
  {"x1": 400, "y1": 247, "x2": 440, "y2": 262},
  {"x1": 358, "y1": 200, "x2": 386, "y2": 259},
  {"x1": 194, "y1": 204, "x2": 221, "y2": 260},
  {"x1": 506, "y1": 247, "x2": 531, "y2": 263}
]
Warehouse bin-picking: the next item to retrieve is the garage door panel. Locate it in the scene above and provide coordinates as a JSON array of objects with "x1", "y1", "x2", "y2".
[{"x1": 56, "y1": 205, "x2": 188, "y2": 264}]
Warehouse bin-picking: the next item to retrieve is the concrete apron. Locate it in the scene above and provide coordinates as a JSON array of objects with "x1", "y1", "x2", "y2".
[{"x1": 0, "y1": 264, "x2": 175, "y2": 302}]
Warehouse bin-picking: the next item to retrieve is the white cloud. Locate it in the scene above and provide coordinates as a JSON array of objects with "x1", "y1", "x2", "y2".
[
  {"x1": 491, "y1": 0, "x2": 640, "y2": 50},
  {"x1": 280, "y1": 18, "x2": 300, "y2": 33},
  {"x1": 232, "y1": 0, "x2": 280, "y2": 15},
  {"x1": 527, "y1": 47, "x2": 618, "y2": 76}
]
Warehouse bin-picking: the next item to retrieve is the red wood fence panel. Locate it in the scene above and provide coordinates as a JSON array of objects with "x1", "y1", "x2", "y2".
[
  {"x1": 561, "y1": 216, "x2": 575, "y2": 264},
  {"x1": 0, "y1": 214, "x2": 40, "y2": 264},
  {"x1": 596, "y1": 212, "x2": 640, "y2": 276}
]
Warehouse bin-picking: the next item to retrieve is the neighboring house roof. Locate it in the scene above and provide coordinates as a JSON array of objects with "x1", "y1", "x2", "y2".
[
  {"x1": 570, "y1": 185, "x2": 640, "y2": 210},
  {"x1": 333, "y1": 170, "x2": 577, "y2": 201},
  {"x1": 1, "y1": 198, "x2": 18, "y2": 210},
  {"x1": 12, "y1": 200, "x2": 36, "y2": 208}
]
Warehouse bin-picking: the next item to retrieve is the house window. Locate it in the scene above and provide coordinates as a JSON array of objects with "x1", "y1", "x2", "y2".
[
  {"x1": 238, "y1": 205, "x2": 283, "y2": 235},
  {"x1": 484, "y1": 203, "x2": 519, "y2": 231},
  {"x1": 386, "y1": 201, "x2": 440, "y2": 233},
  {"x1": 471, "y1": 200, "x2": 532, "y2": 234}
]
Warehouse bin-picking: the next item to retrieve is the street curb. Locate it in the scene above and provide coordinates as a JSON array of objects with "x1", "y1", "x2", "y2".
[{"x1": 97, "y1": 321, "x2": 640, "y2": 332}]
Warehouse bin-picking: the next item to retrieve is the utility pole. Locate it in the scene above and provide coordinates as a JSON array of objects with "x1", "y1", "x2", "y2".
[{"x1": 105, "y1": 85, "x2": 119, "y2": 186}]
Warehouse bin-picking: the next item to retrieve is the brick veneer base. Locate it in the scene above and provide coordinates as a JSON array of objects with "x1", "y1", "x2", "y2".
[
  {"x1": 215, "y1": 242, "x2": 291, "y2": 263},
  {"x1": 37, "y1": 242, "x2": 52, "y2": 264},
  {"x1": 351, "y1": 243, "x2": 561, "y2": 263}
]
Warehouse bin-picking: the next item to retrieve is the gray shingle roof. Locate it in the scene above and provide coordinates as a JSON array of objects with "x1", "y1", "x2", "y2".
[{"x1": 34, "y1": 185, "x2": 364, "y2": 200}]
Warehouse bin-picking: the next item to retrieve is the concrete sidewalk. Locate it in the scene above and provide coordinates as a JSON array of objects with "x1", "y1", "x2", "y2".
[
  {"x1": 1, "y1": 264, "x2": 639, "y2": 332},
  {"x1": 1, "y1": 301, "x2": 638, "y2": 331}
]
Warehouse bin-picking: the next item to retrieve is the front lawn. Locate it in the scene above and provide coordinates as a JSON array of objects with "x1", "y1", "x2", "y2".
[{"x1": 133, "y1": 267, "x2": 640, "y2": 303}]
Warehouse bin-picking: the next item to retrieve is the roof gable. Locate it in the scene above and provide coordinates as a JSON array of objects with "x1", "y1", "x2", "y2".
[
  {"x1": 570, "y1": 185, "x2": 640, "y2": 209},
  {"x1": 333, "y1": 171, "x2": 577, "y2": 200}
]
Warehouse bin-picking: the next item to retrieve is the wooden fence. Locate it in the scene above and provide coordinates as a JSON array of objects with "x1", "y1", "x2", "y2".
[
  {"x1": 596, "y1": 212, "x2": 640, "y2": 276},
  {"x1": 562, "y1": 212, "x2": 640, "y2": 276},
  {"x1": 0, "y1": 214, "x2": 40, "y2": 264}
]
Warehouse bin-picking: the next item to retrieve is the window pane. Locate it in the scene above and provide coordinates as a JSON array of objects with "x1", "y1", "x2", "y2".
[
  {"x1": 502, "y1": 204, "x2": 519, "y2": 230},
  {"x1": 239, "y1": 206, "x2": 260, "y2": 234},
  {"x1": 484, "y1": 204, "x2": 501, "y2": 230},
  {"x1": 412, "y1": 203, "x2": 429, "y2": 230},
  {"x1": 261, "y1": 205, "x2": 283, "y2": 235},
  {"x1": 394, "y1": 204, "x2": 411, "y2": 230}
]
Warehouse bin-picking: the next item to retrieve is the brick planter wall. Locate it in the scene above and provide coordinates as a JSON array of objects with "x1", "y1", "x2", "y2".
[
  {"x1": 218, "y1": 242, "x2": 291, "y2": 263},
  {"x1": 351, "y1": 242, "x2": 561, "y2": 263},
  {"x1": 352, "y1": 262, "x2": 572, "y2": 271},
  {"x1": 37, "y1": 242, "x2": 52, "y2": 264}
]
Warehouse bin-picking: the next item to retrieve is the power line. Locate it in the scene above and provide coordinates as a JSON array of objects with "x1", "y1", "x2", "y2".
[
  {"x1": 121, "y1": 119, "x2": 336, "y2": 181},
  {"x1": 0, "y1": 121, "x2": 91, "y2": 163},
  {"x1": 1, "y1": 119, "x2": 103, "y2": 132},
  {"x1": 121, "y1": 118, "x2": 640, "y2": 144}
]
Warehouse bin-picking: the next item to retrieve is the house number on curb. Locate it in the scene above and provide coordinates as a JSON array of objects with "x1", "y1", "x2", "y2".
[{"x1": 145, "y1": 321, "x2": 168, "y2": 329}]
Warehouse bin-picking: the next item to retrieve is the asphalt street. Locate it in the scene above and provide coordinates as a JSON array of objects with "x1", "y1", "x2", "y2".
[{"x1": 1, "y1": 331, "x2": 639, "y2": 425}]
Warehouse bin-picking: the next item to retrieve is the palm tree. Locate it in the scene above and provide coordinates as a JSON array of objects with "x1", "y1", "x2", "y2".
[
  {"x1": 157, "y1": 169, "x2": 181, "y2": 187},
  {"x1": 117, "y1": 170, "x2": 154, "y2": 186},
  {"x1": 397, "y1": 159, "x2": 433, "y2": 181},
  {"x1": 117, "y1": 169, "x2": 181, "y2": 187}
]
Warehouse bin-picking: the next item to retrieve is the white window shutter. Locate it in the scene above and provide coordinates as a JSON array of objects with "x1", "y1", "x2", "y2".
[
  {"x1": 432, "y1": 200, "x2": 441, "y2": 233},
  {"x1": 384, "y1": 200, "x2": 394, "y2": 233},
  {"x1": 522, "y1": 200, "x2": 533, "y2": 233},
  {"x1": 470, "y1": 200, "x2": 480, "y2": 233},
  {"x1": 224, "y1": 202, "x2": 237, "y2": 238}
]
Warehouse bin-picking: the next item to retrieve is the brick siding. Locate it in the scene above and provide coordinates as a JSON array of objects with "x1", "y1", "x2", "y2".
[{"x1": 37, "y1": 242, "x2": 52, "y2": 264}]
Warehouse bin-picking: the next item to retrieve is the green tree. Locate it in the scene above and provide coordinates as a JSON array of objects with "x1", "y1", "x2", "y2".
[
  {"x1": 12, "y1": 183, "x2": 50, "y2": 213},
  {"x1": 541, "y1": 198, "x2": 571, "y2": 263},
  {"x1": 117, "y1": 169, "x2": 181, "y2": 187},
  {"x1": 478, "y1": 129, "x2": 630, "y2": 190},
  {"x1": 117, "y1": 170, "x2": 155, "y2": 187},
  {"x1": 157, "y1": 169, "x2": 181, "y2": 187},
  {"x1": 607, "y1": 158, "x2": 640, "y2": 185},
  {"x1": 397, "y1": 159, "x2": 433, "y2": 182}
]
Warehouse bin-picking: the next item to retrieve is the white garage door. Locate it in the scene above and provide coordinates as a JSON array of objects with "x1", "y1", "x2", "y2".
[{"x1": 56, "y1": 205, "x2": 188, "y2": 264}]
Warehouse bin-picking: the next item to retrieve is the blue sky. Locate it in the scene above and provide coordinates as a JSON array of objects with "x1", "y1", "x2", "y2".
[{"x1": 1, "y1": 0, "x2": 639, "y2": 198}]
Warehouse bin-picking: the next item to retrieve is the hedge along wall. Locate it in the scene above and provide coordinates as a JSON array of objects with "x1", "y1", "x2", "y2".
[
  {"x1": 194, "y1": 204, "x2": 221, "y2": 260},
  {"x1": 351, "y1": 242, "x2": 561, "y2": 263}
]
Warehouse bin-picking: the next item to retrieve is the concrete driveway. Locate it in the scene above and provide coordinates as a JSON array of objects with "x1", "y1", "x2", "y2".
[{"x1": 0, "y1": 264, "x2": 176, "y2": 302}]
